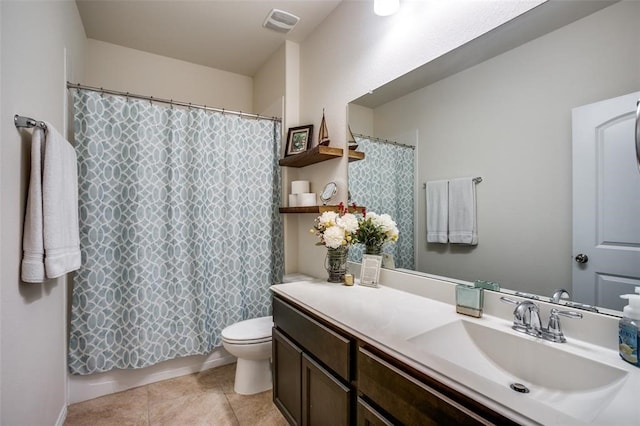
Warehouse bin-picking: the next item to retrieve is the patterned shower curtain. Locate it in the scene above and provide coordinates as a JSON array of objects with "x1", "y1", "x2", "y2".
[
  {"x1": 349, "y1": 136, "x2": 415, "y2": 269},
  {"x1": 68, "y1": 89, "x2": 283, "y2": 375}
]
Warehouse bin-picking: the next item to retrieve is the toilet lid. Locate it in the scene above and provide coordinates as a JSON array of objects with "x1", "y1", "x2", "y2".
[{"x1": 221, "y1": 316, "x2": 273, "y2": 343}]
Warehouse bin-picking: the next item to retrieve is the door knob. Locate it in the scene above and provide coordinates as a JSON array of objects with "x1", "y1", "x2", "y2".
[{"x1": 575, "y1": 254, "x2": 589, "y2": 264}]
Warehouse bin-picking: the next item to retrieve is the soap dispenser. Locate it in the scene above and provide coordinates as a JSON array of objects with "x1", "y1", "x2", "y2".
[{"x1": 619, "y1": 287, "x2": 640, "y2": 366}]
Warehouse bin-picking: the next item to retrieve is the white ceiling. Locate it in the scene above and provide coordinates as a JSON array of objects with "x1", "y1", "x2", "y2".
[{"x1": 76, "y1": 0, "x2": 343, "y2": 77}]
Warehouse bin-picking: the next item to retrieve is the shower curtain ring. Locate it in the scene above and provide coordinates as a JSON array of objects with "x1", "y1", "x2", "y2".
[
  {"x1": 150, "y1": 96, "x2": 153, "y2": 105},
  {"x1": 100, "y1": 87, "x2": 104, "y2": 98}
]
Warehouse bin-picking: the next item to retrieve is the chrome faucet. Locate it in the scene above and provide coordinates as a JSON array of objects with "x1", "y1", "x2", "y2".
[
  {"x1": 502, "y1": 298, "x2": 542, "y2": 337},
  {"x1": 500, "y1": 297, "x2": 582, "y2": 343},
  {"x1": 550, "y1": 288, "x2": 570, "y2": 304}
]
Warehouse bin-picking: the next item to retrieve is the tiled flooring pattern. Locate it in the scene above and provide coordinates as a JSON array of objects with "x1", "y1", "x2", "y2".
[{"x1": 65, "y1": 363, "x2": 288, "y2": 426}]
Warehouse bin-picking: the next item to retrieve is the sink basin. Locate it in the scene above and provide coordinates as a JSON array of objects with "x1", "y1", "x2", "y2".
[{"x1": 407, "y1": 320, "x2": 628, "y2": 422}]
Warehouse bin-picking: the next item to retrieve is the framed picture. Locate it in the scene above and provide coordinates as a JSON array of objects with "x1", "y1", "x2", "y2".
[
  {"x1": 285, "y1": 125, "x2": 313, "y2": 156},
  {"x1": 360, "y1": 254, "x2": 382, "y2": 287}
]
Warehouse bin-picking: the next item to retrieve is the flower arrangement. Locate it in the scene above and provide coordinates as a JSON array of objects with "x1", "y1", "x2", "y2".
[
  {"x1": 310, "y1": 203, "x2": 359, "y2": 249},
  {"x1": 355, "y1": 212, "x2": 399, "y2": 254}
]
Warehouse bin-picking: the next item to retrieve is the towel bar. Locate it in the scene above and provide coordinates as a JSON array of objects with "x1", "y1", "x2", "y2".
[
  {"x1": 14, "y1": 115, "x2": 47, "y2": 130},
  {"x1": 423, "y1": 177, "x2": 482, "y2": 189}
]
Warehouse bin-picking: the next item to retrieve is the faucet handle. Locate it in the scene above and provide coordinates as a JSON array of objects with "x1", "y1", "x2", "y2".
[{"x1": 544, "y1": 308, "x2": 583, "y2": 343}]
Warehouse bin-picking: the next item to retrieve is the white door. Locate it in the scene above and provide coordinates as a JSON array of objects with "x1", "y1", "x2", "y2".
[{"x1": 572, "y1": 91, "x2": 640, "y2": 311}]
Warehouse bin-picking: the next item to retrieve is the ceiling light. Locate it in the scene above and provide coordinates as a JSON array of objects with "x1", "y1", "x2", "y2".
[{"x1": 374, "y1": 0, "x2": 400, "y2": 16}]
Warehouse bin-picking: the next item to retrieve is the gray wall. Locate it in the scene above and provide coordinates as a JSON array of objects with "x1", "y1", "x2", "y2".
[{"x1": 1, "y1": 1, "x2": 86, "y2": 424}]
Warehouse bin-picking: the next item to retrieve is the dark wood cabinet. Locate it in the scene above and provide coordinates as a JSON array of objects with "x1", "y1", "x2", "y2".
[
  {"x1": 273, "y1": 328, "x2": 302, "y2": 426},
  {"x1": 356, "y1": 398, "x2": 394, "y2": 426},
  {"x1": 357, "y1": 346, "x2": 497, "y2": 425},
  {"x1": 273, "y1": 296, "x2": 354, "y2": 426},
  {"x1": 301, "y1": 354, "x2": 351, "y2": 426},
  {"x1": 272, "y1": 294, "x2": 518, "y2": 426}
]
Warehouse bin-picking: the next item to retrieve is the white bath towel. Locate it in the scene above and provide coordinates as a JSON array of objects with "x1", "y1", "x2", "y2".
[
  {"x1": 426, "y1": 180, "x2": 448, "y2": 243},
  {"x1": 448, "y1": 177, "x2": 478, "y2": 245},
  {"x1": 21, "y1": 127, "x2": 46, "y2": 282},
  {"x1": 21, "y1": 124, "x2": 81, "y2": 282}
]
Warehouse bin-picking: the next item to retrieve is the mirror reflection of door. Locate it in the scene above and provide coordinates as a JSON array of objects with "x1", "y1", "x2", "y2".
[{"x1": 572, "y1": 91, "x2": 640, "y2": 311}]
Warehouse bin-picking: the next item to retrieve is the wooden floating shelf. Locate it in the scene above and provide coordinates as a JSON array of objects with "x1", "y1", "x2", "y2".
[
  {"x1": 348, "y1": 150, "x2": 365, "y2": 162},
  {"x1": 279, "y1": 205, "x2": 366, "y2": 214},
  {"x1": 279, "y1": 145, "x2": 364, "y2": 168}
]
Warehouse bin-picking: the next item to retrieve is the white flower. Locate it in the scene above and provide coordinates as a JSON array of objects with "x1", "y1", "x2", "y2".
[
  {"x1": 377, "y1": 213, "x2": 399, "y2": 240},
  {"x1": 317, "y1": 211, "x2": 339, "y2": 228},
  {"x1": 336, "y1": 213, "x2": 358, "y2": 234},
  {"x1": 366, "y1": 212, "x2": 380, "y2": 222},
  {"x1": 323, "y1": 225, "x2": 346, "y2": 248},
  {"x1": 356, "y1": 211, "x2": 400, "y2": 246}
]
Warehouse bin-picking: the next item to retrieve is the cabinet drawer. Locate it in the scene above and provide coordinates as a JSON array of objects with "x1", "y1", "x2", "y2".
[
  {"x1": 358, "y1": 346, "x2": 494, "y2": 426},
  {"x1": 273, "y1": 296, "x2": 351, "y2": 381},
  {"x1": 357, "y1": 397, "x2": 394, "y2": 426}
]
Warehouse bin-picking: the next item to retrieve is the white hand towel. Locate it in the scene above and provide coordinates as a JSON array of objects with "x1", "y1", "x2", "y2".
[
  {"x1": 426, "y1": 180, "x2": 448, "y2": 243},
  {"x1": 448, "y1": 177, "x2": 478, "y2": 245},
  {"x1": 21, "y1": 124, "x2": 81, "y2": 282},
  {"x1": 21, "y1": 128, "x2": 46, "y2": 282},
  {"x1": 42, "y1": 123, "x2": 81, "y2": 278}
]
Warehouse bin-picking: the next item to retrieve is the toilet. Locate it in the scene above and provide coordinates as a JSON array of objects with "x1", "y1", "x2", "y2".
[{"x1": 221, "y1": 316, "x2": 273, "y2": 395}]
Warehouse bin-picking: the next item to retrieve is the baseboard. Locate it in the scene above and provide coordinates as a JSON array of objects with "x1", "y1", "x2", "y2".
[
  {"x1": 68, "y1": 348, "x2": 235, "y2": 404},
  {"x1": 55, "y1": 405, "x2": 67, "y2": 426}
]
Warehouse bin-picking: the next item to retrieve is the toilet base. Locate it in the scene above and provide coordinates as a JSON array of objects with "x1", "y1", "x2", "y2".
[{"x1": 234, "y1": 358, "x2": 272, "y2": 395}]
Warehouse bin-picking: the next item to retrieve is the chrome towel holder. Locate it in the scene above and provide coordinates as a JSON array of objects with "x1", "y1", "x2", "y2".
[{"x1": 14, "y1": 114, "x2": 47, "y2": 130}]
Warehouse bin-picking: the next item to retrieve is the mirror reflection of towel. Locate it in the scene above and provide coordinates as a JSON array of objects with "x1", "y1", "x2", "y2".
[
  {"x1": 448, "y1": 177, "x2": 478, "y2": 245},
  {"x1": 426, "y1": 180, "x2": 448, "y2": 243}
]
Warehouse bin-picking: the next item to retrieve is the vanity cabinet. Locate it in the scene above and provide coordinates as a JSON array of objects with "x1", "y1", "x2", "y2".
[
  {"x1": 272, "y1": 294, "x2": 517, "y2": 426},
  {"x1": 356, "y1": 345, "x2": 517, "y2": 425},
  {"x1": 272, "y1": 296, "x2": 354, "y2": 425}
]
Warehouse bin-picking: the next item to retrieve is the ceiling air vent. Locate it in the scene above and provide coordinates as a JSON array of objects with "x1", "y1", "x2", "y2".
[{"x1": 263, "y1": 9, "x2": 300, "y2": 34}]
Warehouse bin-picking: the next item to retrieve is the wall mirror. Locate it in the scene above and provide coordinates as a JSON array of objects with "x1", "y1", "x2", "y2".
[{"x1": 347, "y1": 0, "x2": 640, "y2": 315}]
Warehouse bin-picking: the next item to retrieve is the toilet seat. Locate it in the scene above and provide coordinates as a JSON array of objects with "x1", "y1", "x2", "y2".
[{"x1": 221, "y1": 316, "x2": 273, "y2": 345}]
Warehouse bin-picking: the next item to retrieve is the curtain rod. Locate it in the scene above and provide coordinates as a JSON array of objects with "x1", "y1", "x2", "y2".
[
  {"x1": 66, "y1": 82, "x2": 282, "y2": 123},
  {"x1": 352, "y1": 132, "x2": 415, "y2": 149}
]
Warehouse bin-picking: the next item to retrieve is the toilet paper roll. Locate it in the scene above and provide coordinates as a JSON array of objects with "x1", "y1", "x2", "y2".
[
  {"x1": 288, "y1": 194, "x2": 298, "y2": 207},
  {"x1": 297, "y1": 193, "x2": 317, "y2": 207},
  {"x1": 291, "y1": 180, "x2": 310, "y2": 194}
]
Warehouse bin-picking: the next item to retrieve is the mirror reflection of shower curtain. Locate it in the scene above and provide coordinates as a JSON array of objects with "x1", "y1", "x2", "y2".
[
  {"x1": 349, "y1": 136, "x2": 415, "y2": 269},
  {"x1": 68, "y1": 89, "x2": 283, "y2": 375}
]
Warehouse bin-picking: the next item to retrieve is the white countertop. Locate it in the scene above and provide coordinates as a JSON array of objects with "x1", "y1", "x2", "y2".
[{"x1": 271, "y1": 279, "x2": 640, "y2": 426}]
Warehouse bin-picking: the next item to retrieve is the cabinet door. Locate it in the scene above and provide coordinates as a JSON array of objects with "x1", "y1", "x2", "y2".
[
  {"x1": 301, "y1": 353, "x2": 351, "y2": 426},
  {"x1": 273, "y1": 328, "x2": 302, "y2": 426},
  {"x1": 273, "y1": 297, "x2": 352, "y2": 381}
]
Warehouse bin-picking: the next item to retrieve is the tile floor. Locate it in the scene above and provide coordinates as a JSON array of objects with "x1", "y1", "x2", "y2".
[{"x1": 65, "y1": 363, "x2": 288, "y2": 426}]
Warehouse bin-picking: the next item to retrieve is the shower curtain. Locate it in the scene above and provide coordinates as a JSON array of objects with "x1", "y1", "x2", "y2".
[
  {"x1": 68, "y1": 89, "x2": 283, "y2": 375},
  {"x1": 349, "y1": 136, "x2": 415, "y2": 269}
]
